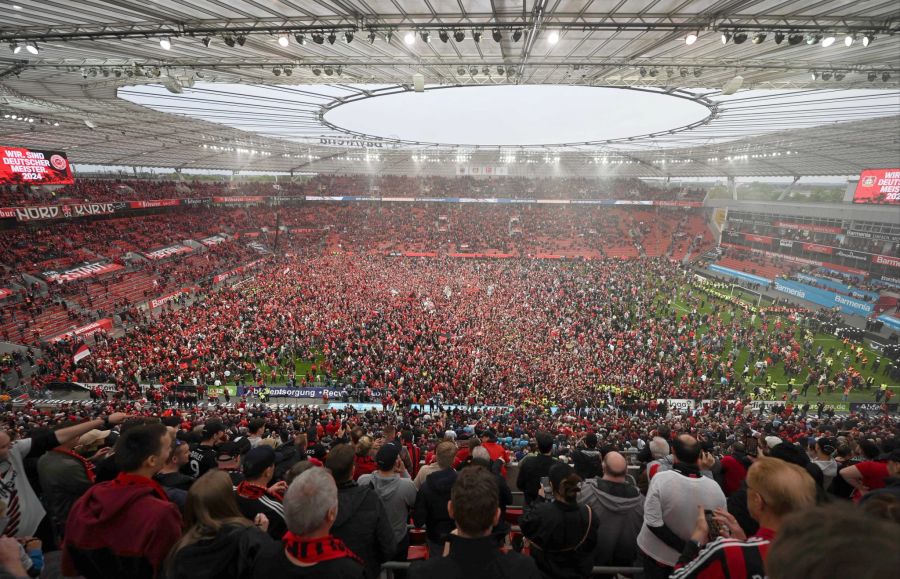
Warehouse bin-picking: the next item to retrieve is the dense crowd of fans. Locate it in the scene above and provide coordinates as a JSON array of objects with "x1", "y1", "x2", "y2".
[{"x1": 0, "y1": 176, "x2": 705, "y2": 206}]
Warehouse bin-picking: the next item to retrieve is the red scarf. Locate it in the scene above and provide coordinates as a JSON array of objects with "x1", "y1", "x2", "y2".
[
  {"x1": 282, "y1": 532, "x2": 363, "y2": 565},
  {"x1": 236, "y1": 481, "x2": 283, "y2": 501},
  {"x1": 53, "y1": 448, "x2": 96, "y2": 484},
  {"x1": 113, "y1": 472, "x2": 169, "y2": 501}
]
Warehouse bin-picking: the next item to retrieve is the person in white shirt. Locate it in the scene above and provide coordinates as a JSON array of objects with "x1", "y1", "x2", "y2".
[
  {"x1": 637, "y1": 434, "x2": 726, "y2": 579},
  {"x1": 0, "y1": 412, "x2": 128, "y2": 540}
]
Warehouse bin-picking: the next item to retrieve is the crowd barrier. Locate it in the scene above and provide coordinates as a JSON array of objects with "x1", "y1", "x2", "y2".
[{"x1": 773, "y1": 278, "x2": 874, "y2": 317}]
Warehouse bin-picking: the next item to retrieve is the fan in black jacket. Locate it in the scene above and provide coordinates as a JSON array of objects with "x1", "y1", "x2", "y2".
[
  {"x1": 325, "y1": 444, "x2": 396, "y2": 579},
  {"x1": 516, "y1": 432, "x2": 558, "y2": 506},
  {"x1": 409, "y1": 466, "x2": 541, "y2": 579}
]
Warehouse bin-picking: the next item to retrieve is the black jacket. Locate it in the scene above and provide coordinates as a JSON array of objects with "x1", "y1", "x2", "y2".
[
  {"x1": 330, "y1": 480, "x2": 396, "y2": 579},
  {"x1": 571, "y1": 448, "x2": 602, "y2": 481},
  {"x1": 250, "y1": 540, "x2": 364, "y2": 579},
  {"x1": 520, "y1": 499, "x2": 599, "y2": 579},
  {"x1": 164, "y1": 524, "x2": 272, "y2": 579},
  {"x1": 413, "y1": 468, "x2": 458, "y2": 543},
  {"x1": 516, "y1": 454, "x2": 557, "y2": 505},
  {"x1": 408, "y1": 535, "x2": 542, "y2": 579}
]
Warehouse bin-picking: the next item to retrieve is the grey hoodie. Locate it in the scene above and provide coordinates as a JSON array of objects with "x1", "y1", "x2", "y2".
[
  {"x1": 812, "y1": 458, "x2": 838, "y2": 490},
  {"x1": 358, "y1": 472, "x2": 418, "y2": 546},
  {"x1": 577, "y1": 478, "x2": 645, "y2": 567}
]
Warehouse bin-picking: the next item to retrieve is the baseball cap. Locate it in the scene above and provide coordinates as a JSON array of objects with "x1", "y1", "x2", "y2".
[
  {"x1": 242, "y1": 446, "x2": 276, "y2": 478},
  {"x1": 764, "y1": 436, "x2": 783, "y2": 449},
  {"x1": 79, "y1": 429, "x2": 110, "y2": 448},
  {"x1": 217, "y1": 438, "x2": 250, "y2": 461},
  {"x1": 375, "y1": 443, "x2": 401, "y2": 470},
  {"x1": 202, "y1": 421, "x2": 225, "y2": 439}
]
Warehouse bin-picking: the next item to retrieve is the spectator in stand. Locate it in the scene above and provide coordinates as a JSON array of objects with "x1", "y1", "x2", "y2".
[
  {"x1": 251, "y1": 467, "x2": 365, "y2": 579},
  {"x1": 357, "y1": 442, "x2": 417, "y2": 560},
  {"x1": 839, "y1": 440, "x2": 894, "y2": 502},
  {"x1": 671, "y1": 456, "x2": 816, "y2": 579},
  {"x1": 325, "y1": 444, "x2": 396, "y2": 579},
  {"x1": 0, "y1": 412, "x2": 127, "y2": 545},
  {"x1": 646, "y1": 436, "x2": 672, "y2": 480},
  {"x1": 810, "y1": 436, "x2": 838, "y2": 490},
  {"x1": 577, "y1": 451, "x2": 644, "y2": 578},
  {"x1": 517, "y1": 431, "x2": 557, "y2": 506},
  {"x1": 765, "y1": 504, "x2": 900, "y2": 579},
  {"x1": 413, "y1": 440, "x2": 459, "y2": 557},
  {"x1": 859, "y1": 447, "x2": 900, "y2": 506},
  {"x1": 274, "y1": 432, "x2": 308, "y2": 482},
  {"x1": 184, "y1": 422, "x2": 226, "y2": 479},
  {"x1": 235, "y1": 446, "x2": 288, "y2": 540},
  {"x1": 63, "y1": 423, "x2": 181, "y2": 579},
  {"x1": 479, "y1": 429, "x2": 510, "y2": 475},
  {"x1": 718, "y1": 441, "x2": 752, "y2": 497},
  {"x1": 155, "y1": 437, "x2": 193, "y2": 498},
  {"x1": 400, "y1": 430, "x2": 422, "y2": 480},
  {"x1": 37, "y1": 427, "x2": 110, "y2": 542},
  {"x1": 408, "y1": 466, "x2": 541, "y2": 579},
  {"x1": 165, "y1": 470, "x2": 273, "y2": 579},
  {"x1": 637, "y1": 435, "x2": 725, "y2": 579},
  {"x1": 571, "y1": 432, "x2": 602, "y2": 481},
  {"x1": 353, "y1": 436, "x2": 377, "y2": 481},
  {"x1": 520, "y1": 462, "x2": 598, "y2": 579}
]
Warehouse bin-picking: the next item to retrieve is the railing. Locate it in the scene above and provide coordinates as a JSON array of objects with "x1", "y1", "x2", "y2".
[{"x1": 381, "y1": 562, "x2": 643, "y2": 577}]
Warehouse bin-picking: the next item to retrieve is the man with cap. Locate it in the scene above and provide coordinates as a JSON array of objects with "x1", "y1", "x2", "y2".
[
  {"x1": 217, "y1": 437, "x2": 251, "y2": 485},
  {"x1": 37, "y1": 428, "x2": 111, "y2": 542},
  {"x1": 235, "y1": 445, "x2": 288, "y2": 540},
  {"x1": 183, "y1": 421, "x2": 227, "y2": 479},
  {"x1": 358, "y1": 442, "x2": 417, "y2": 560}
]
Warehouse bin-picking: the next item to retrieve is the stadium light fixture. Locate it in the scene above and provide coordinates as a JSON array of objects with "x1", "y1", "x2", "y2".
[
  {"x1": 345, "y1": 31, "x2": 354, "y2": 43},
  {"x1": 312, "y1": 67, "x2": 321, "y2": 76},
  {"x1": 439, "y1": 30, "x2": 449, "y2": 43},
  {"x1": 9, "y1": 42, "x2": 21, "y2": 54},
  {"x1": 721, "y1": 32, "x2": 731, "y2": 45},
  {"x1": 512, "y1": 29, "x2": 523, "y2": 42},
  {"x1": 752, "y1": 32, "x2": 766, "y2": 44},
  {"x1": 295, "y1": 34, "x2": 305, "y2": 45},
  {"x1": 732, "y1": 32, "x2": 748, "y2": 44},
  {"x1": 327, "y1": 31, "x2": 337, "y2": 44},
  {"x1": 867, "y1": 71, "x2": 877, "y2": 81},
  {"x1": 548, "y1": 31, "x2": 559, "y2": 44},
  {"x1": 834, "y1": 71, "x2": 845, "y2": 81},
  {"x1": 457, "y1": 66, "x2": 465, "y2": 75},
  {"x1": 492, "y1": 29, "x2": 502, "y2": 42},
  {"x1": 223, "y1": 35, "x2": 235, "y2": 48},
  {"x1": 862, "y1": 34, "x2": 874, "y2": 47},
  {"x1": 324, "y1": 66, "x2": 333, "y2": 76},
  {"x1": 821, "y1": 71, "x2": 832, "y2": 80},
  {"x1": 236, "y1": 35, "x2": 246, "y2": 46},
  {"x1": 386, "y1": 31, "x2": 393, "y2": 43},
  {"x1": 420, "y1": 31, "x2": 430, "y2": 43},
  {"x1": 284, "y1": 66, "x2": 293, "y2": 76},
  {"x1": 810, "y1": 71, "x2": 818, "y2": 80},
  {"x1": 273, "y1": 66, "x2": 282, "y2": 76},
  {"x1": 160, "y1": 37, "x2": 171, "y2": 50},
  {"x1": 497, "y1": 65, "x2": 505, "y2": 75},
  {"x1": 367, "y1": 31, "x2": 376, "y2": 44},
  {"x1": 639, "y1": 67, "x2": 647, "y2": 78},
  {"x1": 24, "y1": 42, "x2": 39, "y2": 55},
  {"x1": 404, "y1": 31, "x2": 415, "y2": 45},
  {"x1": 278, "y1": 35, "x2": 290, "y2": 47},
  {"x1": 648, "y1": 67, "x2": 658, "y2": 77},
  {"x1": 787, "y1": 33, "x2": 803, "y2": 45},
  {"x1": 472, "y1": 30, "x2": 482, "y2": 43},
  {"x1": 685, "y1": 31, "x2": 699, "y2": 45},
  {"x1": 821, "y1": 35, "x2": 836, "y2": 47},
  {"x1": 693, "y1": 67, "x2": 701, "y2": 77},
  {"x1": 805, "y1": 34, "x2": 821, "y2": 45},
  {"x1": 774, "y1": 31, "x2": 785, "y2": 44},
  {"x1": 201, "y1": 36, "x2": 212, "y2": 47},
  {"x1": 454, "y1": 30, "x2": 465, "y2": 42},
  {"x1": 844, "y1": 34, "x2": 854, "y2": 47},
  {"x1": 312, "y1": 32, "x2": 324, "y2": 45},
  {"x1": 679, "y1": 67, "x2": 688, "y2": 78},
  {"x1": 883, "y1": 72, "x2": 891, "y2": 82}
]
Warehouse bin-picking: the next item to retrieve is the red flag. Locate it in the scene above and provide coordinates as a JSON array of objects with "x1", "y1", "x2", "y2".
[{"x1": 73, "y1": 344, "x2": 91, "y2": 364}]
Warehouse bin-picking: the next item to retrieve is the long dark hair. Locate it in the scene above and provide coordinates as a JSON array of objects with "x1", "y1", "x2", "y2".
[{"x1": 167, "y1": 470, "x2": 252, "y2": 568}]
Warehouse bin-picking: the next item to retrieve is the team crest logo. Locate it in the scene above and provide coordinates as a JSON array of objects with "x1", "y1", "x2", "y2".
[
  {"x1": 61, "y1": 205, "x2": 72, "y2": 218},
  {"x1": 50, "y1": 154, "x2": 68, "y2": 170},
  {"x1": 862, "y1": 176, "x2": 876, "y2": 187}
]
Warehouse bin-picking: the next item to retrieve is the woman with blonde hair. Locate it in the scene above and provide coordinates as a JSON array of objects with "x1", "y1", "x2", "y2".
[{"x1": 165, "y1": 470, "x2": 273, "y2": 579}]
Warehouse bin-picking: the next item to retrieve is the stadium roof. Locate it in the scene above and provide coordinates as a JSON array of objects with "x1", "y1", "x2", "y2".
[{"x1": 1, "y1": 0, "x2": 899, "y2": 177}]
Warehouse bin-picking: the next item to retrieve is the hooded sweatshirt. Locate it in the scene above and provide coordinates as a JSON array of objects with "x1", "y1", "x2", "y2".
[
  {"x1": 164, "y1": 524, "x2": 272, "y2": 579},
  {"x1": 413, "y1": 468, "x2": 458, "y2": 543},
  {"x1": 331, "y1": 480, "x2": 396, "y2": 579},
  {"x1": 812, "y1": 458, "x2": 838, "y2": 490},
  {"x1": 63, "y1": 473, "x2": 182, "y2": 579},
  {"x1": 577, "y1": 478, "x2": 645, "y2": 567},
  {"x1": 357, "y1": 472, "x2": 417, "y2": 546}
]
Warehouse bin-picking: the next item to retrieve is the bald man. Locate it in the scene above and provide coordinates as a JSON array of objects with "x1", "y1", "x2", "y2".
[{"x1": 578, "y1": 451, "x2": 645, "y2": 576}]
